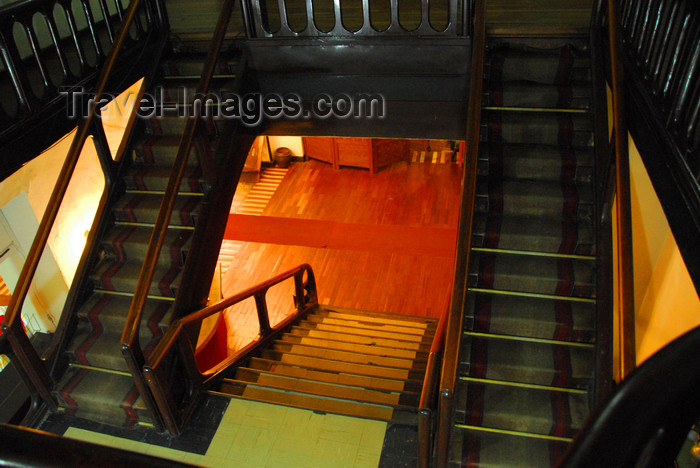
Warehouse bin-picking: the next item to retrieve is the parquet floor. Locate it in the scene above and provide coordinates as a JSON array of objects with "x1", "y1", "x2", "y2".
[{"x1": 218, "y1": 157, "x2": 461, "y2": 351}]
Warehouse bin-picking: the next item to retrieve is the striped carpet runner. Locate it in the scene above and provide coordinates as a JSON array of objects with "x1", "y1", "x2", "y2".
[{"x1": 451, "y1": 40, "x2": 599, "y2": 467}]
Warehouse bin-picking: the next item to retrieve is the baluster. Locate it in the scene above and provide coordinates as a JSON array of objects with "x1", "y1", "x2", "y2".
[
  {"x1": 445, "y1": 0, "x2": 458, "y2": 35},
  {"x1": 417, "y1": 0, "x2": 432, "y2": 34},
  {"x1": 302, "y1": 0, "x2": 317, "y2": 35},
  {"x1": 79, "y1": 0, "x2": 105, "y2": 63},
  {"x1": 357, "y1": 0, "x2": 374, "y2": 34},
  {"x1": 661, "y1": 6, "x2": 693, "y2": 111},
  {"x1": 63, "y1": 4, "x2": 89, "y2": 74},
  {"x1": 388, "y1": 0, "x2": 401, "y2": 32},
  {"x1": 96, "y1": 0, "x2": 116, "y2": 45},
  {"x1": 0, "y1": 26, "x2": 34, "y2": 114},
  {"x1": 650, "y1": 0, "x2": 679, "y2": 95},
  {"x1": 668, "y1": 31, "x2": 700, "y2": 137},
  {"x1": 44, "y1": 10, "x2": 71, "y2": 86},
  {"x1": 625, "y1": 0, "x2": 644, "y2": 46},
  {"x1": 254, "y1": 292, "x2": 271, "y2": 335},
  {"x1": 639, "y1": 0, "x2": 663, "y2": 77},
  {"x1": 330, "y1": 0, "x2": 347, "y2": 35},
  {"x1": 274, "y1": 0, "x2": 293, "y2": 36},
  {"x1": 22, "y1": 21, "x2": 51, "y2": 98},
  {"x1": 684, "y1": 86, "x2": 700, "y2": 159},
  {"x1": 249, "y1": 0, "x2": 271, "y2": 37},
  {"x1": 634, "y1": 0, "x2": 655, "y2": 64}
]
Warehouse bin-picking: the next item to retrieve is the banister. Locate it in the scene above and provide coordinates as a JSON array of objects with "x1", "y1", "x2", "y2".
[
  {"x1": 120, "y1": 0, "x2": 239, "y2": 354},
  {"x1": 435, "y1": 0, "x2": 485, "y2": 466},
  {"x1": 0, "y1": 0, "x2": 162, "y2": 412},
  {"x1": 417, "y1": 302, "x2": 449, "y2": 468},
  {"x1": 144, "y1": 264, "x2": 318, "y2": 435},
  {"x1": 608, "y1": 0, "x2": 636, "y2": 378}
]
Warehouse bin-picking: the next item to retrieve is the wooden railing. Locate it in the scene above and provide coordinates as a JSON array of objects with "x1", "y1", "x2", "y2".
[
  {"x1": 118, "y1": 0, "x2": 242, "y2": 433},
  {"x1": 417, "y1": 303, "x2": 448, "y2": 468},
  {"x1": 144, "y1": 264, "x2": 318, "y2": 435},
  {"x1": 241, "y1": 0, "x2": 473, "y2": 37},
  {"x1": 0, "y1": 0, "x2": 166, "y2": 421},
  {"x1": 434, "y1": 0, "x2": 485, "y2": 466},
  {"x1": 0, "y1": 0, "x2": 158, "y2": 180}
]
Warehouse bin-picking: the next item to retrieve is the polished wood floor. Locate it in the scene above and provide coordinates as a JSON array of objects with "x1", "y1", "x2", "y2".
[{"x1": 218, "y1": 157, "x2": 461, "y2": 350}]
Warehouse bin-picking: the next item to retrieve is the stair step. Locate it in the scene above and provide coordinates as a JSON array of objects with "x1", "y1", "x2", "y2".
[
  {"x1": 56, "y1": 366, "x2": 149, "y2": 428},
  {"x1": 315, "y1": 306, "x2": 438, "y2": 325},
  {"x1": 124, "y1": 164, "x2": 205, "y2": 194},
  {"x1": 259, "y1": 350, "x2": 426, "y2": 382},
  {"x1": 247, "y1": 357, "x2": 423, "y2": 392},
  {"x1": 477, "y1": 143, "x2": 594, "y2": 183},
  {"x1": 287, "y1": 326, "x2": 431, "y2": 352},
  {"x1": 486, "y1": 43, "x2": 591, "y2": 84},
  {"x1": 132, "y1": 135, "x2": 211, "y2": 168},
  {"x1": 295, "y1": 321, "x2": 433, "y2": 344},
  {"x1": 304, "y1": 314, "x2": 433, "y2": 338},
  {"x1": 449, "y1": 426, "x2": 573, "y2": 467},
  {"x1": 472, "y1": 213, "x2": 595, "y2": 256},
  {"x1": 101, "y1": 225, "x2": 191, "y2": 267},
  {"x1": 230, "y1": 368, "x2": 420, "y2": 407},
  {"x1": 475, "y1": 178, "x2": 594, "y2": 220},
  {"x1": 214, "y1": 381, "x2": 418, "y2": 424},
  {"x1": 75, "y1": 293, "x2": 174, "y2": 338},
  {"x1": 453, "y1": 380, "x2": 588, "y2": 440},
  {"x1": 468, "y1": 251, "x2": 596, "y2": 299},
  {"x1": 270, "y1": 342, "x2": 426, "y2": 370},
  {"x1": 90, "y1": 258, "x2": 181, "y2": 297},
  {"x1": 112, "y1": 192, "x2": 201, "y2": 227},
  {"x1": 278, "y1": 335, "x2": 428, "y2": 361},
  {"x1": 464, "y1": 292, "x2": 595, "y2": 344},
  {"x1": 460, "y1": 333, "x2": 595, "y2": 389},
  {"x1": 482, "y1": 111, "x2": 593, "y2": 147},
  {"x1": 484, "y1": 81, "x2": 591, "y2": 110}
]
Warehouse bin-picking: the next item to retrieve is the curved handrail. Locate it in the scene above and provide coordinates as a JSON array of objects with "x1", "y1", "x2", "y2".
[
  {"x1": 434, "y1": 0, "x2": 485, "y2": 466},
  {"x1": 144, "y1": 264, "x2": 318, "y2": 435},
  {"x1": 417, "y1": 303, "x2": 448, "y2": 468},
  {"x1": 0, "y1": 0, "x2": 164, "y2": 412},
  {"x1": 558, "y1": 323, "x2": 700, "y2": 467}
]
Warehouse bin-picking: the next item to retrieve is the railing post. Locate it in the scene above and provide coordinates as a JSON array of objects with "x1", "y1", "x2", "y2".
[
  {"x1": 435, "y1": 389, "x2": 454, "y2": 468},
  {"x1": 254, "y1": 291, "x2": 271, "y2": 335}
]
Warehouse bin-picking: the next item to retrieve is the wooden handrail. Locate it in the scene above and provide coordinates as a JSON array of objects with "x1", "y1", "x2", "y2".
[
  {"x1": 0, "y1": 0, "x2": 162, "y2": 412},
  {"x1": 417, "y1": 303, "x2": 449, "y2": 468},
  {"x1": 435, "y1": 0, "x2": 486, "y2": 466},
  {"x1": 144, "y1": 264, "x2": 318, "y2": 435},
  {"x1": 608, "y1": 0, "x2": 636, "y2": 378},
  {"x1": 119, "y1": 0, "x2": 238, "y2": 397}
]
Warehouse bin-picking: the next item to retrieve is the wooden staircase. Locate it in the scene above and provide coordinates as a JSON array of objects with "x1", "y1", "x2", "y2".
[
  {"x1": 53, "y1": 47, "x2": 244, "y2": 429},
  {"x1": 448, "y1": 39, "x2": 600, "y2": 467},
  {"x1": 210, "y1": 306, "x2": 438, "y2": 425}
]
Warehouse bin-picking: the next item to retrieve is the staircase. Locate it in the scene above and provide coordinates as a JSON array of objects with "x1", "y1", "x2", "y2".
[
  {"x1": 210, "y1": 306, "x2": 437, "y2": 425},
  {"x1": 449, "y1": 40, "x2": 599, "y2": 466},
  {"x1": 54, "y1": 47, "x2": 243, "y2": 429}
]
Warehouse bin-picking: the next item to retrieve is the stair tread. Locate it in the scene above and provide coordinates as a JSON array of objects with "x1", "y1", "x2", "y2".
[
  {"x1": 124, "y1": 164, "x2": 205, "y2": 193},
  {"x1": 260, "y1": 350, "x2": 425, "y2": 382},
  {"x1": 271, "y1": 342, "x2": 426, "y2": 370},
  {"x1": 483, "y1": 111, "x2": 593, "y2": 147},
  {"x1": 455, "y1": 382, "x2": 589, "y2": 439},
  {"x1": 484, "y1": 81, "x2": 591, "y2": 110},
  {"x1": 75, "y1": 293, "x2": 174, "y2": 337},
  {"x1": 472, "y1": 212, "x2": 595, "y2": 256},
  {"x1": 297, "y1": 320, "x2": 434, "y2": 344},
  {"x1": 315, "y1": 306, "x2": 438, "y2": 325},
  {"x1": 278, "y1": 335, "x2": 428, "y2": 360},
  {"x1": 305, "y1": 315, "x2": 433, "y2": 337},
  {"x1": 246, "y1": 358, "x2": 422, "y2": 393},
  {"x1": 102, "y1": 225, "x2": 192, "y2": 266},
  {"x1": 91, "y1": 257, "x2": 182, "y2": 297},
  {"x1": 461, "y1": 334, "x2": 595, "y2": 389},
  {"x1": 464, "y1": 293, "x2": 595, "y2": 344},
  {"x1": 288, "y1": 326, "x2": 431, "y2": 351},
  {"x1": 112, "y1": 192, "x2": 201, "y2": 227},
  {"x1": 227, "y1": 369, "x2": 419, "y2": 407},
  {"x1": 215, "y1": 382, "x2": 418, "y2": 424},
  {"x1": 469, "y1": 252, "x2": 596, "y2": 299},
  {"x1": 450, "y1": 427, "x2": 572, "y2": 467},
  {"x1": 56, "y1": 366, "x2": 147, "y2": 427}
]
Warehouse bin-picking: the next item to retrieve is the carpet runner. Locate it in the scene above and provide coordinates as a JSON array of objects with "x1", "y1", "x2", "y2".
[
  {"x1": 450, "y1": 40, "x2": 599, "y2": 467},
  {"x1": 53, "y1": 50, "x2": 241, "y2": 428}
]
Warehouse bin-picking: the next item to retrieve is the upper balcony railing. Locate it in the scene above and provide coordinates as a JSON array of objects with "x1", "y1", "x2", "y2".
[{"x1": 240, "y1": 0, "x2": 475, "y2": 37}]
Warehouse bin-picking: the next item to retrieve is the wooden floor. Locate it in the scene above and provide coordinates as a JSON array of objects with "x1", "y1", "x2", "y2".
[{"x1": 218, "y1": 157, "x2": 461, "y2": 350}]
